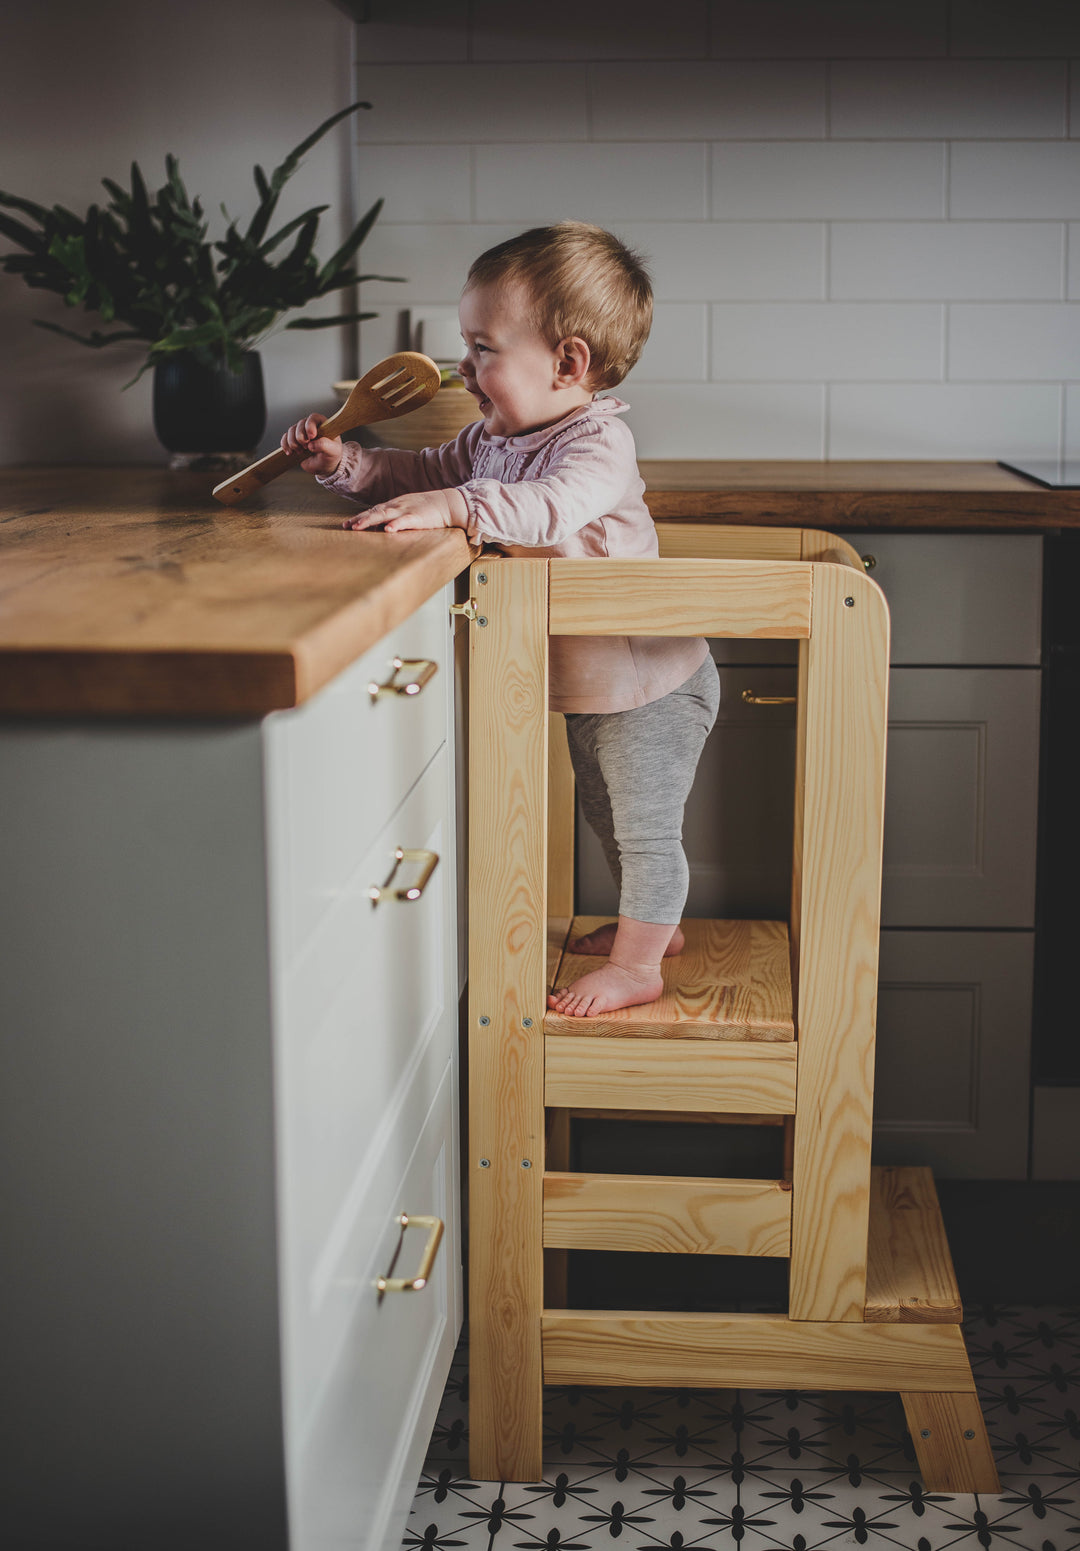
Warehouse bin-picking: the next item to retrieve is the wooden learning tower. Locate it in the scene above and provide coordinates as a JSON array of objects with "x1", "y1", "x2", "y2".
[{"x1": 464, "y1": 524, "x2": 999, "y2": 1495}]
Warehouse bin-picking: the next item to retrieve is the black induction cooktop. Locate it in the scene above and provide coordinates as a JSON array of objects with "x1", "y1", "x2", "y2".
[{"x1": 998, "y1": 459, "x2": 1080, "y2": 488}]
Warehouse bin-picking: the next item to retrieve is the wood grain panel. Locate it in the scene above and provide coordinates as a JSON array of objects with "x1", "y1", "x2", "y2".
[
  {"x1": 865, "y1": 1166, "x2": 962, "y2": 1324},
  {"x1": 542, "y1": 1311, "x2": 977, "y2": 1391},
  {"x1": 543, "y1": 1171, "x2": 792, "y2": 1257},
  {"x1": 548, "y1": 559, "x2": 812, "y2": 639},
  {"x1": 655, "y1": 523, "x2": 804, "y2": 561},
  {"x1": 548, "y1": 918, "x2": 794, "y2": 1041},
  {"x1": 0, "y1": 468, "x2": 472, "y2": 713},
  {"x1": 467, "y1": 558, "x2": 548, "y2": 1482},
  {"x1": 789, "y1": 563, "x2": 890, "y2": 1322},
  {"x1": 545, "y1": 1035, "x2": 797, "y2": 1114}
]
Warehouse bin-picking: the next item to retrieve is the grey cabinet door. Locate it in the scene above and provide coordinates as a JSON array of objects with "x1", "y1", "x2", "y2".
[
  {"x1": 882, "y1": 667, "x2": 1040, "y2": 928},
  {"x1": 844, "y1": 532, "x2": 1042, "y2": 666},
  {"x1": 872, "y1": 930, "x2": 1033, "y2": 1179}
]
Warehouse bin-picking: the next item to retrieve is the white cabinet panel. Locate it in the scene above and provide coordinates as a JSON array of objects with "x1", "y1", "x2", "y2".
[
  {"x1": 265, "y1": 588, "x2": 453, "y2": 965},
  {"x1": 845, "y1": 532, "x2": 1042, "y2": 665},
  {"x1": 873, "y1": 930, "x2": 1032, "y2": 1178},
  {"x1": 291, "y1": 1063, "x2": 460, "y2": 1551},
  {"x1": 882, "y1": 667, "x2": 1040, "y2": 927}
]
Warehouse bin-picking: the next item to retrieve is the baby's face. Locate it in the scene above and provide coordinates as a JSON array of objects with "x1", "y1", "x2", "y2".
[{"x1": 458, "y1": 281, "x2": 587, "y2": 438}]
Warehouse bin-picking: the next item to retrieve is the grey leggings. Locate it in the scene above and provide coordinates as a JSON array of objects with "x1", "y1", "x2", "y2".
[{"x1": 564, "y1": 654, "x2": 721, "y2": 925}]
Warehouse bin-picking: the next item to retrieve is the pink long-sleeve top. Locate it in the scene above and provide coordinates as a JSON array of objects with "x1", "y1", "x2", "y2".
[{"x1": 320, "y1": 396, "x2": 708, "y2": 714}]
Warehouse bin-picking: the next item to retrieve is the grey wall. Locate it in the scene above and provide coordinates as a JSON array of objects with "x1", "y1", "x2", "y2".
[
  {"x1": 0, "y1": 0, "x2": 357, "y2": 464},
  {"x1": 352, "y1": 0, "x2": 1080, "y2": 461}
]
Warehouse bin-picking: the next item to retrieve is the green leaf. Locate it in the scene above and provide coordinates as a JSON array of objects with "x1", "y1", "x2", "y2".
[
  {"x1": 258, "y1": 205, "x2": 330, "y2": 256},
  {"x1": 284, "y1": 310, "x2": 377, "y2": 329},
  {"x1": 34, "y1": 318, "x2": 144, "y2": 348},
  {"x1": 0, "y1": 209, "x2": 47, "y2": 254},
  {"x1": 0, "y1": 188, "x2": 52, "y2": 225},
  {"x1": 266, "y1": 99, "x2": 371, "y2": 193},
  {"x1": 315, "y1": 195, "x2": 383, "y2": 288}
]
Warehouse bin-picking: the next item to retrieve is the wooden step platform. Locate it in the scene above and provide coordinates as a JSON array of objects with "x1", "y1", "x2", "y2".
[
  {"x1": 865, "y1": 1165, "x2": 963, "y2": 1324},
  {"x1": 546, "y1": 917, "x2": 794, "y2": 1041}
]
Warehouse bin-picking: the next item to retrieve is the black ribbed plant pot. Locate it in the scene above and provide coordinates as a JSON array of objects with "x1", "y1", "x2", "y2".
[{"x1": 152, "y1": 351, "x2": 266, "y2": 464}]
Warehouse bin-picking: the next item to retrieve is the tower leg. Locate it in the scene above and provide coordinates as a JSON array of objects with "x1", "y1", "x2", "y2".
[{"x1": 901, "y1": 1389, "x2": 1000, "y2": 1494}]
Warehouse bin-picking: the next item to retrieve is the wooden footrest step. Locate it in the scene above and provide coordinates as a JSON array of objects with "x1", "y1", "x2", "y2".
[
  {"x1": 546, "y1": 917, "x2": 794, "y2": 1040},
  {"x1": 865, "y1": 1166, "x2": 963, "y2": 1324}
]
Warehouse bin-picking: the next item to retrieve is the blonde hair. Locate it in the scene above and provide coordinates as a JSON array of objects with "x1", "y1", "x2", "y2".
[{"x1": 465, "y1": 222, "x2": 652, "y2": 391}]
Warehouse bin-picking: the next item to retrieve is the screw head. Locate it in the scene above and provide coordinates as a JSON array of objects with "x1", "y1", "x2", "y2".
[
  {"x1": 844, "y1": 596, "x2": 855, "y2": 608},
  {"x1": 522, "y1": 1016, "x2": 533, "y2": 1027},
  {"x1": 521, "y1": 1158, "x2": 532, "y2": 1169},
  {"x1": 920, "y1": 1428, "x2": 931, "y2": 1439},
  {"x1": 478, "y1": 1157, "x2": 491, "y2": 1168},
  {"x1": 477, "y1": 616, "x2": 488, "y2": 627},
  {"x1": 476, "y1": 571, "x2": 488, "y2": 584},
  {"x1": 963, "y1": 1428, "x2": 975, "y2": 1440},
  {"x1": 478, "y1": 1014, "x2": 490, "y2": 1026}
]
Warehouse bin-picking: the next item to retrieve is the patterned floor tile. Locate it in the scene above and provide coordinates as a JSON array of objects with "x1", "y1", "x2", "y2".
[{"x1": 403, "y1": 1308, "x2": 1080, "y2": 1551}]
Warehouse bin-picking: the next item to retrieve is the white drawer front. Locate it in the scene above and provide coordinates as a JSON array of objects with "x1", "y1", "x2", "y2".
[
  {"x1": 845, "y1": 532, "x2": 1042, "y2": 666},
  {"x1": 277, "y1": 745, "x2": 456, "y2": 1313},
  {"x1": 265, "y1": 587, "x2": 453, "y2": 964},
  {"x1": 288, "y1": 1062, "x2": 461, "y2": 1551}
]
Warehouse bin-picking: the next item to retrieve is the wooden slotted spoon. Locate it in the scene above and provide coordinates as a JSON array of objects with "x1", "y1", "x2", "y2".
[{"x1": 211, "y1": 351, "x2": 441, "y2": 506}]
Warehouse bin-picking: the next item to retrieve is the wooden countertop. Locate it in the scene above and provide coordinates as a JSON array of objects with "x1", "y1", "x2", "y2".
[
  {"x1": 0, "y1": 466, "x2": 472, "y2": 716},
  {"x1": 641, "y1": 460, "x2": 1080, "y2": 526},
  {"x1": 3, "y1": 460, "x2": 1075, "y2": 716}
]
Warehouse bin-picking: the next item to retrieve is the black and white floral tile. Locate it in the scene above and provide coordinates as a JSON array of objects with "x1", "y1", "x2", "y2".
[{"x1": 403, "y1": 1306, "x2": 1080, "y2": 1550}]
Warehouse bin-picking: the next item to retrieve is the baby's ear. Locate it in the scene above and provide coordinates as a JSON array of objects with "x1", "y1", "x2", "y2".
[{"x1": 556, "y1": 335, "x2": 592, "y2": 388}]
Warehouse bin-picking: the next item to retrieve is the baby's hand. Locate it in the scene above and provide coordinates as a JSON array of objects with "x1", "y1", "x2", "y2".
[
  {"x1": 280, "y1": 413, "x2": 343, "y2": 476},
  {"x1": 343, "y1": 488, "x2": 469, "y2": 533}
]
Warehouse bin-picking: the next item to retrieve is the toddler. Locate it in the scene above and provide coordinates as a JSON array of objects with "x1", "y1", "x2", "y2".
[{"x1": 282, "y1": 222, "x2": 720, "y2": 1018}]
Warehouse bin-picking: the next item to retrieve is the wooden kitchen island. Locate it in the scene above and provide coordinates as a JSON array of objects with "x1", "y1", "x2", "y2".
[{"x1": 1, "y1": 461, "x2": 1076, "y2": 1547}]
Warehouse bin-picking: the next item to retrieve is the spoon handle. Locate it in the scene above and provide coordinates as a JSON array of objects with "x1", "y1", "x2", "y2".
[{"x1": 212, "y1": 445, "x2": 304, "y2": 506}]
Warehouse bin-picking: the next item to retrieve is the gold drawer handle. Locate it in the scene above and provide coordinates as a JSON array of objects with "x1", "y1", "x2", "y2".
[
  {"x1": 368, "y1": 847, "x2": 439, "y2": 904},
  {"x1": 741, "y1": 689, "x2": 797, "y2": 706},
  {"x1": 376, "y1": 1213, "x2": 445, "y2": 1294},
  {"x1": 368, "y1": 657, "x2": 438, "y2": 701}
]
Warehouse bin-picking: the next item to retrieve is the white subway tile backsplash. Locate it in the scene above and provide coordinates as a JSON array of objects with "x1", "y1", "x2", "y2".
[
  {"x1": 1066, "y1": 384, "x2": 1080, "y2": 464},
  {"x1": 949, "y1": 1, "x2": 1080, "y2": 58},
  {"x1": 354, "y1": 64, "x2": 588, "y2": 142},
  {"x1": 617, "y1": 222, "x2": 824, "y2": 300},
  {"x1": 471, "y1": 0, "x2": 708, "y2": 59},
  {"x1": 706, "y1": 0, "x2": 948, "y2": 59},
  {"x1": 710, "y1": 302, "x2": 942, "y2": 381},
  {"x1": 590, "y1": 62, "x2": 825, "y2": 140},
  {"x1": 948, "y1": 303, "x2": 1080, "y2": 380},
  {"x1": 622, "y1": 384, "x2": 825, "y2": 457},
  {"x1": 358, "y1": 224, "x2": 521, "y2": 302},
  {"x1": 830, "y1": 61, "x2": 1067, "y2": 140},
  {"x1": 828, "y1": 383, "x2": 1061, "y2": 459},
  {"x1": 950, "y1": 143, "x2": 1080, "y2": 218},
  {"x1": 830, "y1": 222, "x2": 1064, "y2": 300},
  {"x1": 712, "y1": 142, "x2": 945, "y2": 218},
  {"x1": 355, "y1": 1, "x2": 469, "y2": 63},
  {"x1": 628, "y1": 305, "x2": 709, "y2": 382},
  {"x1": 347, "y1": 17, "x2": 1079, "y2": 461},
  {"x1": 356, "y1": 146, "x2": 472, "y2": 223},
  {"x1": 474, "y1": 143, "x2": 707, "y2": 222}
]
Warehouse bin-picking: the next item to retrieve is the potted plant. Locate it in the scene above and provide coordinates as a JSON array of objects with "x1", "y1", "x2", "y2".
[{"x1": 0, "y1": 100, "x2": 398, "y2": 465}]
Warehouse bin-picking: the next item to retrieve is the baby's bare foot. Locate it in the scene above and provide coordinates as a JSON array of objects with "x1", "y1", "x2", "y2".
[
  {"x1": 547, "y1": 960, "x2": 665, "y2": 1018},
  {"x1": 569, "y1": 921, "x2": 685, "y2": 957}
]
